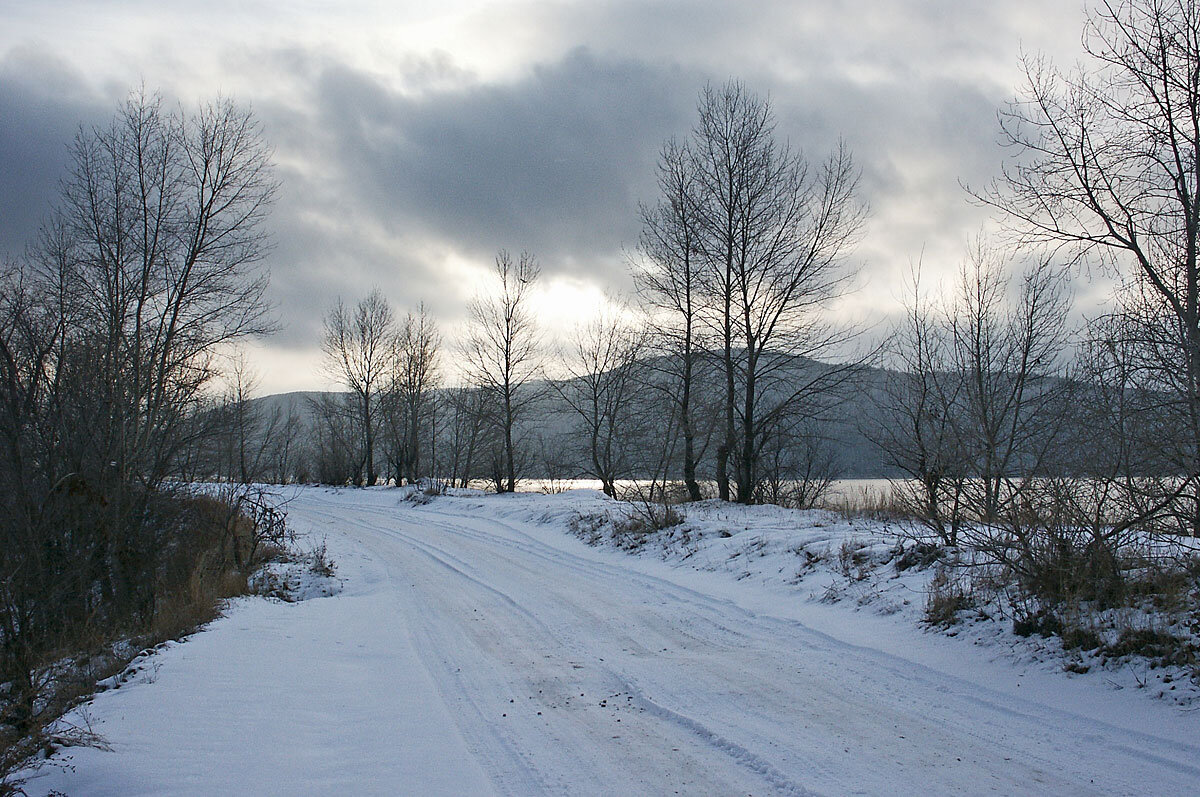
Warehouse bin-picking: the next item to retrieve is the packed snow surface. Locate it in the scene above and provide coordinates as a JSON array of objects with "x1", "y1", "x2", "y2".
[{"x1": 25, "y1": 487, "x2": 1200, "y2": 795}]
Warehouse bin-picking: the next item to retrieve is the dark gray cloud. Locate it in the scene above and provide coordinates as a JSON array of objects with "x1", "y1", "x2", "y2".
[
  {"x1": 252, "y1": 44, "x2": 1016, "y2": 350},
  {"x1": 0, "y1": 0, "x2": 1091, "y2": 390},
  {"x1": 0, "y1": 48, "x2": 110, "y2": 256},
  {"x1": 242, "y1": 47, "x2": 705, "y2": 348},
  {"x1": 314, "y1": 48, "x2": 697, "y2": 264}
]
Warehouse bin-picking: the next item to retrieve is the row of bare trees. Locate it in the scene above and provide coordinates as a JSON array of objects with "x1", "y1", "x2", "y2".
[
  {"x1": 311, "y1": 254, "x2": 567, "y2": 493},
  {"x1": 0, "y1": 90, "x2": 282, "y2": 762},
  {"x1": 296, "y1": 82, "x2": 866, "y2": 505},
  {"x1": 870, "y1": 246, "x2": 1075, "y2": 545},
  {"x1": 315, "y1": 292, "x2": 442, "y2": 487},
  {"x1": 312, "y1": 250, "x2": 630, "y2": 495},
  {"x1": 863, "y1": 0, "x2": 1200, "y2": 625}
]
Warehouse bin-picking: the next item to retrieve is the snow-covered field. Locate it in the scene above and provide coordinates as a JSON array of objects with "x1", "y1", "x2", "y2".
[{"x1": 23, "y1": 487, "x2": 1200, "y2": 795}]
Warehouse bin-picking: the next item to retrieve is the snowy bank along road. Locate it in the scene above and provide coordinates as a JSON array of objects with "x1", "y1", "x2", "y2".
[{"x1": 27, "y1": 487, "x2": 1200, "y2": 796}]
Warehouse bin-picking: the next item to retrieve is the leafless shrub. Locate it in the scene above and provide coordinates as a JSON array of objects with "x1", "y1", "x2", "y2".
[
  {"x1": 567, "y1": 512, "x2": 610, "y2": 545},
  {"x1": 308, "y1": 541, "x2": 337, "y2": 579},
  {"x1": 923, "y1": 566, "x2": 975, "y2": 627}
]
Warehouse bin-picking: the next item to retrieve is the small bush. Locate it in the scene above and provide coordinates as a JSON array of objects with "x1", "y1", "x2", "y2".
[
  {"x1": 894, "y1": 541, "x2": 943, "y2": 572},
  {"x1": 1124, "y1": 562, "x2": 1193, "y2": 612},
  {"x1": 1102, "y1": 628, "x2": 1195, "y2": 666},
  {"x1": 1012, "y1": 610, "x2": 1062, "y2": 638},
  {"x1": 309, "y1": 541, "x2": 337, "y2": 578},
  {"x1": 610, "y1": 516, "x2": 653, "y2": 551},
  {"x1": 567, "y1": 512, "x2": 609, "y2": 545},
  {"x1": 1060, "y1": 625, "x2": 1103, "y2": 651},
  {"x1": 924, "y1": 567, "x2": 974, "y2": 627},
  {"x1": 1018, "y1": 537, "x2": 1127, "y2": 608},
  {"x1": 837, "y1": 540, "x2": 874, "y2": 582},
  {"x1": 404, "y1": 489, "x2": 434, "y2": 505}
]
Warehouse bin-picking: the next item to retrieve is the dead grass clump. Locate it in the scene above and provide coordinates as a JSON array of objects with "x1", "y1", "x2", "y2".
[
  {"x1": 309, "y1": 541, "x2": 337, "y2": 578},
  {"x1": 893, "y1": 541, "x2": 943, "y2": 572},
  {"x1": 820, "y1": 486, "x2": 918, "y2": 522},
  {"x1": 923, "y1": 566, "x2": 975, "y2": 627},
  {"x1": 567, "y1": 512, "x2": 609, "y2": 545},
  {"x1": 1102, "y1": 628, "x2": 1195, "y2": 667}
]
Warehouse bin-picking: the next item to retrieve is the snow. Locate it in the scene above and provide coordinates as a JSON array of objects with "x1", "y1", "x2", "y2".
[{"x1": 22, "y1": 486, "x2": 1200, "y2": 795}]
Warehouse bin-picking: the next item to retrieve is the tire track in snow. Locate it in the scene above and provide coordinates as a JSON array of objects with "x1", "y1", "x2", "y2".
[
  {"x1": 619, "y1": 680, "x2": 821, "y2": 797},
  {"x1": 300, "y1": 497, "x2": 825, "y2": 795},
  {"x1": 291, "y1": 491, "x2": 1200, "y2": 794},
  {"x1": 314, "y1": 500, "x2": 1026, "y2": 792},
  {"x1": 403, "y1": 500, "x2": 1200, "y2": 780}
]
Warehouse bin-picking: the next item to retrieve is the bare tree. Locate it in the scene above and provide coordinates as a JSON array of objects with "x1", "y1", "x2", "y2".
[
  {"x1": 307, "y1": 392, "x2": 364, "y2": 485},
  {"x1": 461, "y1": 250, "x2": 543, "y2": 493},
  {"x1": 260, "y1": 399, "x2": 304, "y2": 484},
  {"x1": 947, "y1": 243, "x2": 1072, "y2": 523},
  {"x1": 978, "y1": 0, "x2": 1200, "y2": 533},
  {"x1": 689, "y1": 80, "x2": 867, "y2": 504},
  {"x1": 37, "y1": 90, "x2": 277, "y2": 621},
  {"x1": 382, "y1": 304, "x2": 440, "y2": 485},
  {"x1": 866, "y1": 265, "x2": 968, "y2": 543},
  {"x1": 636, "y1": 138, "x2": 708, "y2": 501},
  {"x1": 754, "y1": 417, "x2": 843, "y2": 508},
  {"x1": 204, "y1": 356, "x2": 265, "y2": 483},
  {"x1": 440, "y1": 385, "x2": 492, "y2": 488},
  {"x1": 551, "y1": 308, "x2": 643, "y2": 497},
  {"x1": 322, "y1": 289, "x2": 395, "y2": 486},
  {"x1": 49, "y1": 91, "x2": 276, "y2": 495}
]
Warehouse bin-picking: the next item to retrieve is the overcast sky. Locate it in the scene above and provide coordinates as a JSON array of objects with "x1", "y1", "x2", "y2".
[{"x1": 1, "y1": 1, "x2": 1091, "y2": 393}]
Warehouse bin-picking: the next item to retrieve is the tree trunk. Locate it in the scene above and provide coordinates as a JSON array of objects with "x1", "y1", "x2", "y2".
[
  {"x1": 504, "y1": 393, "x2": 516, "y2": 494},
  {"x1": 681, "y1": 330, "x2": 702, "y2": 502},
  {"x1": 363, "y1": 392, "x2": 376, "y2": 486}
]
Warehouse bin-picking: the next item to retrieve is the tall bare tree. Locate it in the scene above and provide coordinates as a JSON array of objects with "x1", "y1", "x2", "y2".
[
  {"x1": 322, "y1": 289, "x2": 395, "y2": 486},
  {"x1": 979, "y1": 0, "x2": 1200, "y2": 532},
  {"x1": 867, "y1": 265, "x2": 967, "y2": 542},
  {"x1": 0, "y1": 89, "x2": 277, "y2": 755},
  {"x1": 947, "y1": 244, "x2": 1072, "y2": 522},
  {"x1": 211, "y1": 356, "x2": 264, "y2": 483},
  {"x1": 40, "y1": 90, "x2": 277, "y2": 618},
  {"x1": 636, "y1": 138, "x2": 708, "y2": 501},
  {"x1": 46, "y1": 90, "x2": 277, "y2": 494},
  {"x1": 461, "y1": 250, "x2": 542, "y2": 493},
  {"x1": 440, "y1": 385, "x2": 492, "y2": 488},
  {"x1": 690, "y1": 80, "x2": 867, "y2": 504}
]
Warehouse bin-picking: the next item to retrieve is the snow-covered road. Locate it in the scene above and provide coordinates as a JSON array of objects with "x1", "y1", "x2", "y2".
[{"x1": 27, "y1": 488, "x2": 1200, "y2": 795}]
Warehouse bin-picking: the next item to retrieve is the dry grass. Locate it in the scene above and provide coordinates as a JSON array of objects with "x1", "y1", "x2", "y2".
[
  {"x1": 923, "y1": 566, "x2": 975, "y2": 627},
  {"x1": 818, "y1": 485, "x2": 918, "y2": 522},
  {"x1": 0, "y1": 488, "x2": 292, "y2": 791}
]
